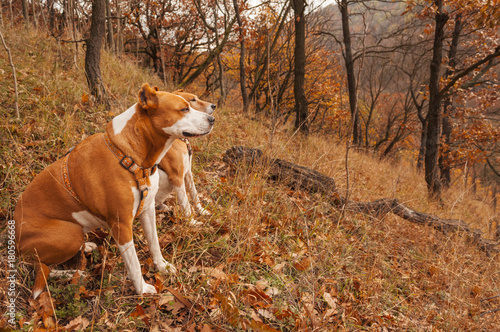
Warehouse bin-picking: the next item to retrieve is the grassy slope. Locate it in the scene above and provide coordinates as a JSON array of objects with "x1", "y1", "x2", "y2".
[{"x1": 1, "y1": 27, "x2": 499, "y2": 331}]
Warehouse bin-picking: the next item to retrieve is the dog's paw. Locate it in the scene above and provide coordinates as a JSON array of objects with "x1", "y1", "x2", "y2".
[
  {"x1": 142, "y1": 281, "x2": 157, "y2": 295},
  {"x1": 195, "y1": 204, "x2": 211, "y2": 216},
  {"x1": 157, "y1": 259, "x2": 177, "y2": 274},
  {"x1": 198, "y1": 207, "x2": 211, "y2": 216},
  {"x1": 83, "y1": 242, "x2": 98, "y2": 253},
  {"x1": 188, "y1": 218, "x2": 204, "y2": 227},
  {"x1": 156, "y1": 203, "x2": 172, "y2": 213}
]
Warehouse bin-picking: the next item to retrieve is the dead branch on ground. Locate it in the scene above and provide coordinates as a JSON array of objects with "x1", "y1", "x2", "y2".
[{"x1": 223, "y1": 146, "x2": 499, "y2": 254}]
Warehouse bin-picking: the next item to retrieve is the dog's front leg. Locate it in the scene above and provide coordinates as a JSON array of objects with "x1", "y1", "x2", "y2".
[
  {"x1": 117, "y1": 240, "x2": 157, "y2": 294},
  {"x1": 139, "y1": 205, "x2": 177, "y2": 274}
]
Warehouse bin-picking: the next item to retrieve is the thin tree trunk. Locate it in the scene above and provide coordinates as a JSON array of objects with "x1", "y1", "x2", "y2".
[
  {"x1": 0, "y1": 30, "x2": 19, "y2": 118},
  {"x1": 85, "y1": 0, "x2": 108, "y2": 106},
  {"x1": 8, "y1": 0, "x2": 14, "y2": 27},
  {"x1": 339, "y1": 0, "x2": 361, "y2": 145},
  {"x1": 159, "y1": 30, "x2": 167, "y2": 87},
  {"x1": 233, "y1": 0, "x2": 249, "y2": 112},
  {"x1": 70, "y1": 0, "x2": 78, "y2": 64},
  {"x1": 21, "y1": 0, "x2": 29, "y2": 26},
  {"x1": 105, "y1": 0, "x2": 114, "y2": 52},
  {"x1": 291, "y1": 0, "x2": 308, "y2": 134},
  {"x1": 31, "y1": 0, "x2": 37, "y2": 28},
  {"x1": 439, "y1": 15, "x2": 461, "y2": 188},
  {"x1": 425, "y1": 0, "x2": 448, "y2": 198},
  {"x1": 115, "y1": 0, "x2": 122, "y2": 55},
  {"x1": 0, "y1": 1, "x2": 4, "y2": 28}
]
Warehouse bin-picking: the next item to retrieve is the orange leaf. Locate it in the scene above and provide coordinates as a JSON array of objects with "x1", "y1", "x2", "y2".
[
  {"x1": 82, "y1": 92, "x2": 89, "y2": 103},
  {"x1": 293, "y1": 256, "x2": 313, "y2": 271}
]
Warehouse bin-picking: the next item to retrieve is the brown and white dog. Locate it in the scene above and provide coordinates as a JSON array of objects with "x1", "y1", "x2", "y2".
[
  {"x1": 155, "y1": 90, "x2": 216, "y2": 223},
  {"x1": 14, "y1": 84, "x2": 214, "y2": 298}
]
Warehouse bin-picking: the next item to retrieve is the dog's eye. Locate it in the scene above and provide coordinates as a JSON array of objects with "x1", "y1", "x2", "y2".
[
  {"x1": 181, "y1": 108, "x2": 189, "y2": 113},
  {"x1": 191, "y1": 98, "x2": 196, "y2": 102}
]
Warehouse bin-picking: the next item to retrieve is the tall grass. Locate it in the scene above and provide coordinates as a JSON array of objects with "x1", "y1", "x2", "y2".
[{"x1": 1, "y1": 26, "x2": 499, "y2": 330}]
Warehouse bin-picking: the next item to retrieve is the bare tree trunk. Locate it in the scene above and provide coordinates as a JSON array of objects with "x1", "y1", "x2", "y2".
[
  {"x1": 85, "y1": 0, "x2": 108, "y2": 106},
  {"x1": 21, "y1": 0, "x2": 29, "y2": 26},
  {"x1": 339, "y1": 0, "x2": 361, "y2": 145},
  {"x1": 105, "y1": 0, "x2": 114, "y2": 52},
  {"x1": 70, "y1": 0, "x2": 78, "y2": 64},
  {"x1": 31, "y1": 0, "x2": 37, "y2": 28},
  {"x1": 0, "y1": 30, "x2": 19, "y2": 118},
  {"x1": 0, "y1": 1, "x2": 4, "y2": 28},
  {"x1": 425, "y1": 0, "x2": 448, "y2": 199},
  {"x1": 8, "y1": 0, "x2": 14, "y2": 27},
  {"x1": 417, "y1": 120, "x2": 427, "y2": 170},
  {"x1": 233, "y1": 0, "x2": 249, "y2": 112},
  {"x1": 291, "y1": 0, "x2": 308, "y2": 134},
  {"x1": 439, "y1": 15, "x2": 461, "y2": 188},
  {"x1": 159, "y1": 30, "x2": 167, "y2": 87},
  {"x1": 115, "y1": 0, "x2": 122, "y2": 55}
]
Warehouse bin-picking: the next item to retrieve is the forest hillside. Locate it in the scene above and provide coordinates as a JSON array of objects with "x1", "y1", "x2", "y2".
[{"x1": 1, "y1": 27, "x2": 500, "y2": 331}]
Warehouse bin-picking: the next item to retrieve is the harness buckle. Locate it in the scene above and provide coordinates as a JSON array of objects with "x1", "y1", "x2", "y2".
[{"x1": 120, "y1": 156, "x2": 135, "y2": 170}]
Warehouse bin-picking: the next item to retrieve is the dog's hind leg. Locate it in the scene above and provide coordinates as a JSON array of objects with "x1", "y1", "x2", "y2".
[
  {"x1": 185, "y1": 170, "x2": 210, "y2": 216},
  {"x1": 18, "y1": 219, "x2": 85, "y2": 299}
]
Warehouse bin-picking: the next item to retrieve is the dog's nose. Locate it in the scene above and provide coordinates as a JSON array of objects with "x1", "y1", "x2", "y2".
[
  {"x1": 208, "y1": 115, "x2": 215, "y2": 125},
  {"x1": 211, "y1": 104, "x2": 216, "y2": 110}
]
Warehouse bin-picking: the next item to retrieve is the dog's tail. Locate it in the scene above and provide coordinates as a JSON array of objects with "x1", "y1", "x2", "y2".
[{"x1": 32, "y1": 262, "x2": 50, "y2": 299}]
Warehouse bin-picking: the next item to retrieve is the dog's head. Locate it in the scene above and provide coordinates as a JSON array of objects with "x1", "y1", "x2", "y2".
[
  {"x1": 173, "y1": 90, "x2": 217, "y2": 115},
  {"x1": 138, "y1": 84, "x2": 215, "y2": 138}
]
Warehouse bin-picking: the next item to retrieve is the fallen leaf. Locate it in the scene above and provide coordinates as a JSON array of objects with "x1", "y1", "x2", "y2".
[
  {"x1": 293, "y1": 256, "x2": 313, "y2": 271},
  {"x1": 82, "y1": 92, "x2": 89, "y2": 103},
  {"x1": 323, "y1": 292, "x2": 337, "y2": 310},
  {"x1": 63, "y1": 316, "x2": 90, "y2": 331}
]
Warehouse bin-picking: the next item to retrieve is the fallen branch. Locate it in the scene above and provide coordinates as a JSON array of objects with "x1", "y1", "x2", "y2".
[{"x1": 223, "y1": 146, "x2": 499, "y2": 254}]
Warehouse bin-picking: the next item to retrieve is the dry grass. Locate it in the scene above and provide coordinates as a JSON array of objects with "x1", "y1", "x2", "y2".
[{"x1": 1, "y1": 26, "x2": 499, "y2": 331}]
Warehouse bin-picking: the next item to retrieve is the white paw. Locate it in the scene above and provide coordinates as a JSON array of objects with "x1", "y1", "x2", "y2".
[
  {"x1": 197, "y1": 207, "x2": 211, "y2": 216},
  {"x1": 157, "y1": 259, "x2": 177, "y2": 274},
  {"x1": 156, "y1": 203, "x2": 172, "y2": 213},
  {"x1": 83, "y1": 242, "x2": 98, "y2": 253},
  {"x1": 188, "y1": 219, "x2": 204, "y2": 227},
  {"x1": 142, "y1": 281, "x2": 157, "y2": 294}
]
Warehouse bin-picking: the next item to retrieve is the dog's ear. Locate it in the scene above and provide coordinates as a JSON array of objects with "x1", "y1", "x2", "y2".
[
  {"x1": 175, "y1": 89, "x2": 184, "y2": 92},
  {"x1": 138, "y1": 83, "x2": 158, "y2": 110}
]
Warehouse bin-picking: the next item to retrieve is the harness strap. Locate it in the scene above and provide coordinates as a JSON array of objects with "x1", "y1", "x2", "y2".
[
  {"x1": 180, "y1": 138, "x2": 192, "y2": 157},
  {"x1": 62, "y1": 154, "x2": 86, "y2": 208},
  {"x1": 103, "y1": 133, "x2": 157, "y2": 217}
]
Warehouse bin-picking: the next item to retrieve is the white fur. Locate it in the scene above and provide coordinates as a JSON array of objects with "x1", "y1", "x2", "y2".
[
  {"x1": 112, "y1": 104, "x2": 137, "y2": 135},
  {"x1": 118, "y1": 241, "x2": 157, "y2": 294},
  {"x1": 72, "y1": 210, "x2": 107, "y2": 233},
  {"x1": 155, "y1": 156, "x2": 210, "y2": 220},
  {"x1": 163, "y1": 107, "x2": 213, "y2": 137},
  {"x1": 139, "y1": 205, "x2": 177, "y2": 274},
  {"x1": 83, "y1": 242, "x2": 98, "y2": 253}
]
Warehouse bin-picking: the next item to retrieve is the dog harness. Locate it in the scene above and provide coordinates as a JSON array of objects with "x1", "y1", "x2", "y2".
[
  {"x1": 180, "y1": 138, "x2": 192, "y2": 156},
  {"x1": 103, "y1": 133, "x2": 157, "y2": 217},
  {"x1": 61, "y1": 134, "x2": 157, "y2": 218}
]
